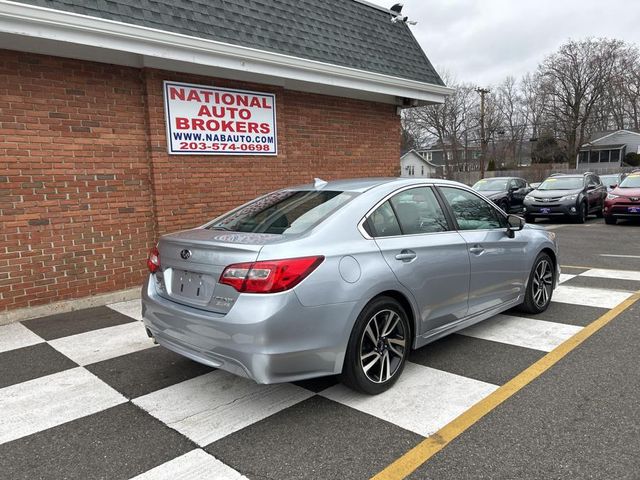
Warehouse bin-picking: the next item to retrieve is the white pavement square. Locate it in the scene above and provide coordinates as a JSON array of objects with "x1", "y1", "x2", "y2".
[
  {"x1": 558, "y1": 273, "x2": 576, "y2": 284},
  {"x1": 581, "y1": 268, "x2": 640, "y2": 282},
  {"x1": 133, "y1": 370, "x2": 314, "y2": 446},
  {"x1": 552, "y1": 285, "x2": 634, "y2": 309},
  {"x1": 0, "y1": 367, "x2": 127, "y2": 444},
  {"x1": 459, "y1": 314, "x2": 583, "y2": 352},
  {"x1": 0, "y1": 322, "x2": 44, "y2": 353},
  {"x1": 49, "y1": 321, "x2": 154, "y2": 365},
  {"x1": 108, "y1": 299, "x2": 143, "y2": 321},
  {"x1": 131, "y1": 449, "x2": 249, "y2": 480},
  {"x1": 321, "y1": 362, "x2": 497, "y2": 438}
]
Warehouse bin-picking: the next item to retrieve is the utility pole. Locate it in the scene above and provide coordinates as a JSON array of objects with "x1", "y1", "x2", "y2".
[{"x1": 476, "y1": 87, "x2": 490, "y2": 179}]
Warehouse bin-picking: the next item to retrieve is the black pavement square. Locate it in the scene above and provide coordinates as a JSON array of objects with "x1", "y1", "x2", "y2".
[
  {"x1": 22, "y1": 306, "x2": 136, "y2": 340},
  {"x1": 206, "y1": 396, "x2": 423, "y2": 480},
  {"x1": 293, "y1": 374, "x2": 339, "y2": 393},
  {"x1": 0, "y1": 403, "x2": 194, "y2": 480},
  {"x1": 560, "y1": 275, "x2": 640, "y2": 293},
  {"x1": 410, "y1": 334, "x2": 545, "y2": 386},
  {"x1": 86, "y1": 345, "x2": 214, "y2": 399},
  {"x1": 509, "y1": 301, "x2": 608, "y2": 326},
  {"x1": 0, "y1": 343, "x2": 78, "y2": 389}
]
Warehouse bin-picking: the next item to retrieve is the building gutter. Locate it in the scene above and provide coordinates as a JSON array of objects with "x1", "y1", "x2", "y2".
[{"x1": 0, "y1": 0, "x2": 453, "y2": 104}]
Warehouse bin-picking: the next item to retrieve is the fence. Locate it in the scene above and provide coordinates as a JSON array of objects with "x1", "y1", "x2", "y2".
[{"x1": 447, "y1": 164, "x2": 637, "y2": 186}]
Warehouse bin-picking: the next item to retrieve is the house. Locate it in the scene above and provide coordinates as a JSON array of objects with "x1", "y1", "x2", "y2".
[
  {"x1": 400, "y1": 150, "x2": 441, "y2": 177},
  {"x1": 0, "y1": 0, "x2": 451, "y2": 318},
  {"x1": 416, "y1": 142, "x2": 482, "y2": 172},
  {"x1": 578, "y1": 130, "x2": 640, "y2": 167}
]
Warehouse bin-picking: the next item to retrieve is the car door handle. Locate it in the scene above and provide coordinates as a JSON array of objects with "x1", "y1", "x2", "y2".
[
  {"x1": 469, "y1": 245, "x2": 485, "y2": 255},
  {"x1": 395, "y1": 250, "x2": 417, "y2": 262}
]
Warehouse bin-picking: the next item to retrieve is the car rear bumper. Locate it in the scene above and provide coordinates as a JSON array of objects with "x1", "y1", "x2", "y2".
[{"x1": 141, "y1": 276, "x2": 356, "y2": 384}]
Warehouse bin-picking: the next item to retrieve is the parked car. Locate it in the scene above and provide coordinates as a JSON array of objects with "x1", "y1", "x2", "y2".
[
  {"x1": 604, "y1": 171, "x2": 640, "y2": 224},
  {"x1": 523, "y1": 172, "x2": 606, "y2": 223},
  {"x1": 142, "y1": 178, "x2": 559, "y2": 394},
  {"x1": 471, "y1": 176, "x2": 532, "y2": 213},
  {"x1": 599, "y1": 173, "x2": 626, "y2": 192}
]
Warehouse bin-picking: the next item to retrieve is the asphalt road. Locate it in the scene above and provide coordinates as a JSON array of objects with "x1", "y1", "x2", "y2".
[
  {"x1": 1, "y1": 216, "x2": 639, "y2": 480},
  {"x1": 407, "y1": 216, "x2": 640, "y2": 480}
]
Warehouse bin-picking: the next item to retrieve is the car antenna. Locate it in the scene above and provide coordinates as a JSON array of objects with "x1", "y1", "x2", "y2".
[{"x1": 314, "y1": 178, "x2": 328, "y2": 189}]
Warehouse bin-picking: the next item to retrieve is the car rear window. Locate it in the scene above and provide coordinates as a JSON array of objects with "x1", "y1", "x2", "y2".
[{"x1": 207, "y1": 190, "x2": 358, "y2": 234}]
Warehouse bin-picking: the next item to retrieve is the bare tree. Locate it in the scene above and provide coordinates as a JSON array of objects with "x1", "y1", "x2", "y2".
[{"x1": 539, "y1": 38, "x2": 627, "y2": 166}]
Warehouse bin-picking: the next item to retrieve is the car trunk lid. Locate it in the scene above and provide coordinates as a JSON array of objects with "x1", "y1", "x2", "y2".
[{"x1": 155, "y1": 229, "x2": 280, "y2": 313}]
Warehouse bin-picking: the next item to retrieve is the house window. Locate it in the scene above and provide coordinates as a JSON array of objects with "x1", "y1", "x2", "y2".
[
  {"x1": 425, "y1": 152, "x2": 433, "y2": 162},
  {"x1": 589, "y1": 151, "x2": 598, "y2": 163},
  {"x1": 611, "y1": 149, "x2": 620, "y2": 162},
  {"x1": 599, "y1": 150, "x2": 610, "y2": 163}
]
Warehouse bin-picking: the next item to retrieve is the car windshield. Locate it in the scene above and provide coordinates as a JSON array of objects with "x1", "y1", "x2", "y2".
[
  {"x1": 207, "y1": 190, "x2": 358, "y2": 234},
  {"x1": 472, "y1": 179, "x2": 509, "y2": 191},
  {"x1": 599, "y1": 175, "x2": 619, "y2": 187},
  {"x1": 619, "y1": 174, "x2": 640, "y2": 188},
  {"x1": 538, "y1": 177, "x2": 584, "y2": 190}
]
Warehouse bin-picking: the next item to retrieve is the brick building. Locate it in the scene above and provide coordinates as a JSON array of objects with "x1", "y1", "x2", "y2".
[{"x1": 0, "y1": 0, "x2": 449, "y2": 320}]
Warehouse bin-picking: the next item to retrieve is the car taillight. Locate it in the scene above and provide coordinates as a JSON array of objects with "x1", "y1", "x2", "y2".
[
  {"x1": 147, "y1": 246, "x2": 160, "y2": 273},
  {"x1": 220, "y1": 256, "x2": 324, "y2": 293}
]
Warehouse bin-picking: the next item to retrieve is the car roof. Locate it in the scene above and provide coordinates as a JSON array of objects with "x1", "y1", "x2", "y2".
[{"x1": 289, "y1": 177, "x2": 466, "y2": 193}]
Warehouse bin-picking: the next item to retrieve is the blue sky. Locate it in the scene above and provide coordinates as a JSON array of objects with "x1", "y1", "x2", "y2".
[{"x1": 370, "y1": 0, "x2": 640, "y2": 86}]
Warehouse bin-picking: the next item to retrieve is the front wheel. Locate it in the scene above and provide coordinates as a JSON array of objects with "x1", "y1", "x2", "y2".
[
  {"x1": 574, "y1": 202, "x2": 587, "y2": 224},
  {"x1": 518, "y1": 252, "x2": 555, "y2": 314},
  {"x1": 340, "y1": 297, "x2": 410, "y2": 395}
]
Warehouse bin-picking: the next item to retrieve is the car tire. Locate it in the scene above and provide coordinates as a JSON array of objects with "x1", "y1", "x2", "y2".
[
  {"x1": 575, "y1": 202, "x2": 587, "y2": 224},
  {"x1": 340, "y1": 296, "x2": 410, "y2": 395},
  {"x1": 499, "y1": 200, "x2": 509, "y2": 213},
  {"x1": 517, "y1": 252, "x2": 555, "y2": 314},
  {"x1": 605, "y1": 216, "x2": 617, "y2": 225}
]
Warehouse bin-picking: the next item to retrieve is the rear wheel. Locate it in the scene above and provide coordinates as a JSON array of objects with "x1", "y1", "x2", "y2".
[
  {"x1": 518, "y1": 252, "x2": 554, "y2": 314},
  {"x1": 605, "y1": 216, "x2": 617, "y2": 225},
  {"x1": 341, "y1": 297, "x2": 410, "y2": 395},
  {"x1": 499, "y1": 200, "x2": 509, "y2": 213}
]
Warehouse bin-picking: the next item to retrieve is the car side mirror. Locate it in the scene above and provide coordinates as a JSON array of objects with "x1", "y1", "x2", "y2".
[
  {"x1": 506, "y1": 214, "x2": 524, "y2": 238},
  {"x1": 509, "y1": 186, "x2": 518, "y2": 192}
]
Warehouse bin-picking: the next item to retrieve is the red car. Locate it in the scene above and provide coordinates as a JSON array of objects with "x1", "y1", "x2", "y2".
[{"x1": 604, "y1": 172, "x2": 640, "y2": 224}]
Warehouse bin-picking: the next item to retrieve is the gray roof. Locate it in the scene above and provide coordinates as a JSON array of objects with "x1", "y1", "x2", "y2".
[{"x1": 16, "y1": 0, "x2": 444, "y2": 85}]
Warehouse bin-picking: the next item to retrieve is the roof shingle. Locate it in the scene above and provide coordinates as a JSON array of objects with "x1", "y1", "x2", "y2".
[{"x1": 14, "y1": 0, "x2": 444, "y2": 85}]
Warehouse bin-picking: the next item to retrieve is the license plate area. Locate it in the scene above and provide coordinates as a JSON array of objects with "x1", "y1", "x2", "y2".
[
  {"x1": 628, "y1": 207, "x2": 640, "y2": 213},
  {"x1": 540, "y1": 208, "x2": 551, "y2": 214},
  {"x1": 170, "y1": 269, "x2": 215, "y2": 303}
]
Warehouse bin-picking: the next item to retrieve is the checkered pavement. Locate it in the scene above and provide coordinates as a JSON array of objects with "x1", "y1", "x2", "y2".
[{"x1": 1, "y1": 267, "x2": 639, "y2": 480}]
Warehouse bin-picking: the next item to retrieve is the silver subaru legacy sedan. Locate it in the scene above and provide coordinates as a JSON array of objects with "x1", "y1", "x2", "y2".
[{"x1": 142, "y1": 178, "x2": 559, "y2": 394}]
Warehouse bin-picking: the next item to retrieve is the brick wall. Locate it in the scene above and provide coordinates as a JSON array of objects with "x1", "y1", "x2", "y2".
[{"x1": 1, "y1": 51, "x2": 400, "y2": 312}]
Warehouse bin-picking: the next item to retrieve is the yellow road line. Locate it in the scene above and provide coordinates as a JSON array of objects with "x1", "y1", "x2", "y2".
[{"x1": 372, "y1": 291, "x2": 640, "y2": 480}]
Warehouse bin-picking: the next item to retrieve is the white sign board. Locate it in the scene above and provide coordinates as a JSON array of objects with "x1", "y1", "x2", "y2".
[{"x1": 163, "y1": 81, "x2": 277, "y2": 155}]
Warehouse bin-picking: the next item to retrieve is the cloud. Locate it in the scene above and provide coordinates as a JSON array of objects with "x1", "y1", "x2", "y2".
[{"x1": 369, "y1": 0, "x2": 640, "y2": 86}]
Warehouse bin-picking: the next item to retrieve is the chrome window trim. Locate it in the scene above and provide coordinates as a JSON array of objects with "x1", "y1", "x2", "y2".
[{"x1": 357, "y1": 183, "x2": 452, "y2": 240}]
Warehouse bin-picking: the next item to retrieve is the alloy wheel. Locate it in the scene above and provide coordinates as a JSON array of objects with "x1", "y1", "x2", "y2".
[
  {"x1": 532, "y1": 259, "x2": 553, "y2": 308},
  {"x1": 359, "y1": 309, "x2": 406, "y2": 383}
]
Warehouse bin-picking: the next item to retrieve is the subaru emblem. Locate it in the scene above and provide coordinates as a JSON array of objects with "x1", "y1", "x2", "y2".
[{"x1": 180, "y1": 249, "x2": 192, "y2": 260}]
